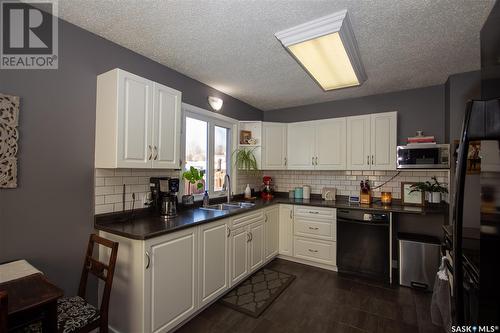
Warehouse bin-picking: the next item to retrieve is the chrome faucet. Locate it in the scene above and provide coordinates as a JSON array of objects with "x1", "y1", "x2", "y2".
[{"x1": 222, "y1": 174, "x2": 231, "y2": 203}]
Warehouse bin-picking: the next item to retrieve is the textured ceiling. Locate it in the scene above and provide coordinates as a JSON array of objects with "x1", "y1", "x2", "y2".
[{"x1": 58, "y1": 0, "x2": 494, "y2": 111}]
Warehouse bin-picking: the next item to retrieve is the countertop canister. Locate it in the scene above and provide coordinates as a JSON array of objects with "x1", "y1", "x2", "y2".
[{"x1": 302, "y1": 185, "x2": 311, "y2": 199}]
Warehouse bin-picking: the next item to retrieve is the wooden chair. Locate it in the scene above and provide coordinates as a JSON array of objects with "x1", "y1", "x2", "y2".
[
  {"x1": 0, "y1": 291, "x2": 7, "y2": 333},
  {"x1": 57, "y1": 234, "x2": 118, "y2": 333}
]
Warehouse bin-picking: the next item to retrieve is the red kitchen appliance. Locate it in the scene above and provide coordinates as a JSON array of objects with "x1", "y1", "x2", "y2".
[{"x1": 261, "y1": 176, "x2": 274, "y2": 200}]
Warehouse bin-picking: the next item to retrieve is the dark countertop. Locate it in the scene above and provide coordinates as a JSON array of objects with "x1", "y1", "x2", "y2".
[{"x1": 95, "y1": 195, "x2": 448, "y2": 240}]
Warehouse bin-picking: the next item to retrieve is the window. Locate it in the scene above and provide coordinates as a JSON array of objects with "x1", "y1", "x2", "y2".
[{"x1": 183, "y1": 110, "x2": 233, "y2": 197}]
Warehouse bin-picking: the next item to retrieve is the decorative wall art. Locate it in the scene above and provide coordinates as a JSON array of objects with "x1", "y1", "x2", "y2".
[{"x1": 0, "y1": 93, "x2": 20, "y2": 188}]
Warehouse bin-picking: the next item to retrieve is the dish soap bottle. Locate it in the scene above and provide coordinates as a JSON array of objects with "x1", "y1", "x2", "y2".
[
  {"x1": 244, "y1": 184, "x2": 251, "y2": 199},
  {"x1": 203, "y1": 190, "x2": 209, "y2": 207}
]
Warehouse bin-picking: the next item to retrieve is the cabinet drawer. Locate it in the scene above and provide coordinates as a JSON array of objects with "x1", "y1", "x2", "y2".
[
  {"x1": 294, "y1": 218, "x2": 336, "y2": 241},
  {"x1": 294, "y1": 206, "x2": 336, "y2": 220},
  {"x1": 230, "y1": 210, "x2": 264, "y2": 228},
  {"x1": 293, "y1": 237, "x2": 336, "y2": 266}
]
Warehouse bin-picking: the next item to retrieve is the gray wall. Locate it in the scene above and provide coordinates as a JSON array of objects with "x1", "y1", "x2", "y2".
[
  {"x1": 0, "y1": 18, "x2": 261, "y2": 299},
  {"x1": 263, "y1": 85, "x2": 445, "y2": 144}
]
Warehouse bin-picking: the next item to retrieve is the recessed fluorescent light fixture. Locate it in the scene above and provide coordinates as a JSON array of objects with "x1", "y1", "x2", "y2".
[{"x1": 275, "y1": 10, "x2": 367, "y2": 91}]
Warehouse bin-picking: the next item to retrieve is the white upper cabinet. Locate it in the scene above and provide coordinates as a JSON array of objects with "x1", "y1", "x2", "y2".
[
  {"x1": 95, "y1": 68, "x2": 181, "y2": 169},
  {"x1": 347, "y1": 112, "x2": 397, "y2": 170},
  {"x1": 370, "y1": 112, "x2": 397, "y2": 170},
  {"x1": 287, "y1": 119, "x2": 347, "y2": 170},
  {"x1": 152, "y1": 83, "x2": 182, "y2": 169},
  {"x1": 347, "y1": 115, "x2": 371, "y2": 170},
  {"x1": 262, "y1": 122, "x2": 287, "y2": 170},
  {"x1": 314, "y1": 118, "x2": 347, "y2": 170},
  {"x1": 287, "y1": 122, "x2": 316, "y2": 169}
]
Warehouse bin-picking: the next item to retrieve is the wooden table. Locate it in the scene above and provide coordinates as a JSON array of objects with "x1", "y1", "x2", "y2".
[{"x1": 0, "y1": 273, "x2": 63, "y2": 331}]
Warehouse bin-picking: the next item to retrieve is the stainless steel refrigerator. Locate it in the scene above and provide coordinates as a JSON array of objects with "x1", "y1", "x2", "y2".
[{"x1": 452, "y1": 0, "x2": 500, "y2": 324}]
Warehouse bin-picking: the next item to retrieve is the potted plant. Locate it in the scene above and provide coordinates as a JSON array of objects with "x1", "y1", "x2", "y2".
[
  {"x1": 182, "y1": 166, "x2": 205, "y2": 205},
  {"x1": 409, "y1": 177, "x2": 448, "y2": 204},
  {"x1": 232, "y1": 147, "x2": 259, "y2": 172}
]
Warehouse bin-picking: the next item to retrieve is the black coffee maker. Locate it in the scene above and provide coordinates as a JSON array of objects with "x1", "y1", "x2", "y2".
[{"x1": 150, "y1": 177, "x2": 179, "y2": 219}]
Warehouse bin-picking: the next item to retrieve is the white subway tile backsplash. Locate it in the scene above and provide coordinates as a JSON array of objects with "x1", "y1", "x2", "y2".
[{"x1": 95, "y1": 168, "x2": 179, "y2": 214}]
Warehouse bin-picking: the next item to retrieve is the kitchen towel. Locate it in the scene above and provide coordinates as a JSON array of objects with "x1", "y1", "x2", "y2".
[{"x1": 431, "y1": 257, "x2": 451, "y2": 332}]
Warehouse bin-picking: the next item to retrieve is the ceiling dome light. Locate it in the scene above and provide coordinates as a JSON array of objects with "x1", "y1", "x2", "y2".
[
  {"x1": 208, "y1": 96, "x2": 223, "y2": 111},
  {"x1": 275, "y1": 10, "x2": 367, "y2": 91}
]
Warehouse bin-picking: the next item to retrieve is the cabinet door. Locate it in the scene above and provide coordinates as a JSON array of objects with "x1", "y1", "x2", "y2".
[
  {"x1": 264, "y1": 207, "x2": 279, "y2": 261},
  {"x1": 229, "y1": 227, "x2": 249, "y2": 286},
  {"x1": 262, "y1": 122, "x2": 287, "y2": 170},
  {"x1": 347, "y1": 115, "x2": 371, "y2": 170},
  {"x1": 248, "y1": 221, "x2": 265, "y2": 272},
  {"x1": 198, "y1": 220, "x2": 228, "y2": 307},
  {"x1": 152, "y1": 83, "x2": 182, "y2": 169},
  {"x1": 287, "y1": 122, "x2": 315, "y2": 169},
  {"x1": 146, "y1": 228, "x2": 197, "y2": 333},
  {"x1": 370, "y1": 112, "x2": 397, "y2": 170},
  {"x1": 315, "y1": 118, "x2": 346, "y2": 170},
  {"x1": 117, "y1": 71, "x2": 153, "y2": 168},
  {"x1": 278, "y1": 205, "x2": 294, "y2": 256}
]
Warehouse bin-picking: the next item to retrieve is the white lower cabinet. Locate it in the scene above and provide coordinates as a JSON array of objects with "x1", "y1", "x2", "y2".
[
  {"x1": 145, "y1": 228, "x2": 198, "y2": 333},
  {"x1": 278, "y1": 205, "x2": 294, "y2": 256},
  {"x1": 198, "y1": 219, "x2": 229, "y2": 307},
  {"x1": 229, "y1": 210, "x2": 267, "y2": 287},
  {"x1": 290, "y1": 206, "x2": 337, "y2": 269},
  {"x1": 229, "y1": 226, "x2": 250, "y2": 286},
  {"x1": 264, "y1": 206, "x2": 279, "y2": 261}
]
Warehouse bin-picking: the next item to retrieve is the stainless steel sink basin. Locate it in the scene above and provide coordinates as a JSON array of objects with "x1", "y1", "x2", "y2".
[{"x1": 200, "y1": 201, "x2": 255, "y2": 212}]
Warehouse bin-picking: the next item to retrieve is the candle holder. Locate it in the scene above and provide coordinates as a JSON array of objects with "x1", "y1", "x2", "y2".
[{"x1": 381, "y1": 192, "x2": 392, "y2": 205}]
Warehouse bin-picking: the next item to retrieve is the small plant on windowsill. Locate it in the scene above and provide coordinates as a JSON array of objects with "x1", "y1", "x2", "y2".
[
  {"x1": 409, "y1": 176, "x2": 448, "y2": 204},
  {"x1": 182, "y1": 166, "x2": 205, "y2": 205},
  {"x1": 232, "y1": 147, "x2": 259, "y2": 174}
]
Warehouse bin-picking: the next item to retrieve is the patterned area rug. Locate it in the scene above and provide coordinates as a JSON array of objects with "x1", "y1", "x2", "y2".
[{"x1": 220, "y1": 268, "x2": 295, "y2": 318}]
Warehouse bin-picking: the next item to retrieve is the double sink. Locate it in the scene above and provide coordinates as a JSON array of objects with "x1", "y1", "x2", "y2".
[{"x1": 200, "y1": 201, "x2": 255, "y2": 212}]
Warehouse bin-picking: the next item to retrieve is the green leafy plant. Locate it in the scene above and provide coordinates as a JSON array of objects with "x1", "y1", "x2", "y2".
[
  {"x1": 232, "y1": 147, "x2": 259, "y2": 171},
  {"x1": 182, "y1": 166, "x2": 205, "y2": 195},
  {"x1": 409, "y1": 176, "x2": 448, "y2": 194}
]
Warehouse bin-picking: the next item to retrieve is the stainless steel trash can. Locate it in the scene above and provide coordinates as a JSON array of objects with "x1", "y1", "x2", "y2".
[{"x1": 398, "y1": 232, "x2": 441, "y2": 291}]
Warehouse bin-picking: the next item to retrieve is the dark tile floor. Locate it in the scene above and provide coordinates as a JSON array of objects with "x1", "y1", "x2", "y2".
[{"x1": 177, "y1": 259, "x2": 443, "y2": 333}]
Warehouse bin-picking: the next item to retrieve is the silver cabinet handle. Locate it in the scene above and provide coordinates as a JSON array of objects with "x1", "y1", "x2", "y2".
[
  {"x1": 145, "y1": 251, "x2": 151, "y2": 269},
  {"x1": 148, "y1": 145, "x2": 153, "y2": 160},
  {"x1": 289, "y1": 210, "x2": 293, "y2": 219},
  {"x1": 264, "y1": 214, "x2": 268, "y2": 223},
  {"x1": 249, "y1": 232, "x2": 253, "y2": 241},
  {"x1": 247, "y1": 233, "x2": 251, "y2": 242},
  {"x1": 308, "y1": 227, "x2": 319, "y2": 230},
  {"x1": 179, "y1": 159, "x2": 182, "y2": 167},
  {"x1": 284, "y1": 157, "x2": 287, "y2": 166},
  {"x1": 227, "y1": 227, "x2": 231, "y2": 238},
  {"x1": 308, "y1": 211, "x2": 319, "y2": 214},
  {"x1": 154, "y1": 146, "x2": 158, "y2": 160},
  {"x1": 312, "y1": 156, "x2": 314, "y2": 165},
  {"x1": 315, "y1": 157, "x2": 318, "y2": 165},
  {"x1": 308, "y1": 249, "x2": 318, "y2": 253},
  {"x1": 367, "y1": 155, "x2": 370, "y2": 165},
  {"x1": 372, "y1": 155, "x2": 374, "y2": 165}
]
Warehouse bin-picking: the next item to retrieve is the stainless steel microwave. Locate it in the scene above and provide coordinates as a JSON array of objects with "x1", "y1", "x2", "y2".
[{"x1": 396, "y1": 144, "x2": 450, "y2": 169}]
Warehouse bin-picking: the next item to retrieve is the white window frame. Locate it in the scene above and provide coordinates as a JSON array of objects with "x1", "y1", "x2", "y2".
[{"x1": 181, "y1": 103, "x2": 238, "y2": 200}]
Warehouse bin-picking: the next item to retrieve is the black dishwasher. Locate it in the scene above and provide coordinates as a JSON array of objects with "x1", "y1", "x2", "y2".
[{"x1": 337, "y1": 209, "x2": 390, "y2": 282}]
